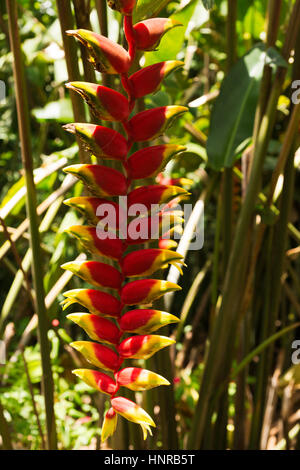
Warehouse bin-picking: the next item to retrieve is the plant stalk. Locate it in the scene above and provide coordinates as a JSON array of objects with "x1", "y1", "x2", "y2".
[
  {"x1": 187, "y1": 0, "x2": 300, "y2": 445},
  {"x1": 6, "y1": 0, "x2": 57, "y2": 450}
]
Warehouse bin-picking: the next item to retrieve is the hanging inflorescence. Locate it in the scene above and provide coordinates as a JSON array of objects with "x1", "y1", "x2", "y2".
[{"x1": 61, "y1": 0, "x2": 189, "y2": 442}]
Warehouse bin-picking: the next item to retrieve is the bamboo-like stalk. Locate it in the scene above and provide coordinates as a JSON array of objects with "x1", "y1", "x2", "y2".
[
  {"x1": 256, "y1": 142, "x2": 297, "y2": 442},
  {"x1": 56, "y1": 0, "x2": 89, "y2": 163},
  {"x1": 73, "y1": 0, "x2": 96, "y2": 83},
  {"x1": 210, "y1": 0, "x2": 238, "y2": 449},
  {"x1": 252, "y1": 0, "x2": 283, "y2": 145},
  {"x1": 188, "y1": 0, "x2": 300, "y2": 448},
  {"x1": 0, "y1": 216, "x2": 33, "y2": 306},
  {"x1": 21, "y1": 350, "x2": 46, "y2": 449},
  {"x1": 0, "y1": 400, "x2": 13, "y2": 450},
  {"x1": 95, "y1": 0, "x2": 111, "y2": 88},
  {"x1": 5, "y1": 0, "x2": 57, "y2": 450},
  {"x1": 222, "y1": 0, "x2": 237, "y2": 272}
]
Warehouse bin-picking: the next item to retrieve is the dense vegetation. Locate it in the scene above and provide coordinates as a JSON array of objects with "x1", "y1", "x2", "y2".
[{"x1": 0, "y1": 0, "x2": 299, "y2": 450}]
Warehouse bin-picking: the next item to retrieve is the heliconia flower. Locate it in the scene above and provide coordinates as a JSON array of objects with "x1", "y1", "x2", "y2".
[
  {"x1": 118, "y1": 334, "x2": 175, "y2": 359},
  {"x1": 126, "y1": 213, "x2": 183, "y2": 245},
  {"x1": 121, "y1": 279, "x2": 181, "y2": 305},
  {"x1": 127, "y1": 144, "x2": 185, "y2": 180},
  {"x1": 128, "y1": 106, "x2": 187, "y2": 141},
  {"x1": 66, "y1": 82, "x2": 129, "y2": 122},
  {"x1": 107, "y1": 0, "x2": 136, "y2": 15},
  {"x1": 61, "y1": 5, "x2": 189, "y2": 442},
  {"x1": 63, "y1": 196, "x2": 124, "y2": 231},
  {"x1": 128, "y1": 184, "x2": 190, "y2": 214},
  {"x1": 156, "y1": 173, "x2": 194, "y2": 187},
  {"x1": 66, "y1": 29, "x2": 130, "y2": 74},
  {"x1": 133, "y1": 19, "x2": 182, "y2": 51},
  {"x1": 115, "y1": 367, "x2": 169, "y2": 391},
  {"x1": 61, "y1": 288, "x2": 121, "y2": 318},
  {"x1": 63, "y1": 164, "x2": 127, "y2": 197},
  {"x1": 73, "y1": 369, "x2": 119, "y2": 395},
  {"x1": 61, "y1": 260, "x2": 122, "y2": 290},
  {"x1": 67, "y1": 313, "x2": 121, "y2": 345},
  {"x1": 101, "y1": 407, "x2": 118, "y2": 442},
  {"x1": 129, "y1": 61, "x2": 184, "y2": 98},
  {"x1": 119, "y1": 309, "x2": 179, "y2": 334},
  {"x1": 158, "y1": 239, "x2": 178, "y2": 250},
  {"x1": 63, "y1": 123, "x2": 128, "y2": 160},
  {"x1": 71, "y1": 341, "x2": 121, "y2": 371},
  {"x1": 64, "y1": 225, "x2": 124, "y2": 260},
  {"x1": 111, "y1": 396, "x2": 155, "y2": 437},
  {"x1": 121, "y1": 248, "x2": 185, "y2": 277}
]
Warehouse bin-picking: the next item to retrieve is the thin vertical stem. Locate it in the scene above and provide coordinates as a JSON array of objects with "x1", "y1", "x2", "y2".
[
  {"x1": 222, "y1": 0, "x2": 237, "y2": 273},
  {"x1": 6, "y1": 0, "x2": 57, "y2": 450},
  {"x1": 56, "y1": 0, "x2": 89, "y2": 163},
  {"x1": 188, "y1": 0, "x2": 300, "y2": 448},
  {"x1": 226, "y1": 0, "x2": 237, "y2": 71},
  {"x1": 73, "y1": 0, "x2": 96, "y2": 83},
  {"x1": 252, "y1": 0, "x2": 283, "y2": 146},
  {"x1": 21, "y1": 350, "x2": 46, "y2": 449},
  {"x1": 95, "y1": 0, "x2": 111, "y2": 87},
  {"x1": 0, "y1": 400, "x2": 13, "y2": 450}
]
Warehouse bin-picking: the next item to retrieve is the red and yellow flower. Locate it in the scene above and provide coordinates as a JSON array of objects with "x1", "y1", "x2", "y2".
[{"x1": 61, "y1": 0, "x2": 189, "y2": 443}]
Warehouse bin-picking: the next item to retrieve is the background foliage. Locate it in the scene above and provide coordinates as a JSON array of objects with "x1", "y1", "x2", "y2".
[{"x1": 0, "y1": 0, "x2": 299, "y2": 450}]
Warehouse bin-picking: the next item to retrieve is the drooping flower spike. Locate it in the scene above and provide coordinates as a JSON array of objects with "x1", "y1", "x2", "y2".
[{"x1": 61, "y1": 0, "x2": 189, "y2": 442}]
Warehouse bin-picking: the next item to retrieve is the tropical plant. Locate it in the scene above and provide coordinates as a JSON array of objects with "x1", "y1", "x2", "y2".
[{"x1": 60, "y1": 0, "x2": 189, "y2": 442}]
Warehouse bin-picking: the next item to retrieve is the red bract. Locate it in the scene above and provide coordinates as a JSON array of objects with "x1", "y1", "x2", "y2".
[
  {"x1": 68, "y1": 313, "x2": 121, "y2": 345},
  {"x1": 63, "y1": 123, "x2": 128, "y2": 160},
  {"x1": 121, "y1": 248, "x2": 184, "y2": 277},
  {"x1": 64, "y1": 197, "x2": 124, "y2": 230},
  {"x1": 133, "y1": 18, "x2": 182, "y2": 51},
  {"x1": 71, "y1": 341, "x2": 121, "y2": 371},
  {"x1": 119, "y1": 309, "x2": 179, "y2": 334},
  {"x1": 62, "y1": 3, "x2": 188, "y2": 442},
  {"x1": 128, "y1": 184, "x2": 189, "y2": 213},
  {"x1": 62, "y1": 260, "x2": 122, "y2": 290},
  {"x1": 65, "y1": 225, "x2": 124, "y2": 260},
  {"x1": 62, "y1": 288, "x2": 121, "y2": 318},
  {"x1": 64, "y1": 164, "x2": 128, "y2": 197},
  {"x1": 128, "y1": 106, "x2": 187, "y2": 141},
  {"x1": 66, "y1": 82, "x2": 129, "y2": 121},
  {"x1": 129, "y1": 61, "x2": 184, "y2": 98},
  {"x1": 121, "y1": 279, "x2": 181, "y2": 305},
  {"x1": 127, "y1": 144, "x2": 185, "y2": 179},
  {"x1": 73, "y1": 369, "x2": 118, "y2": 395},
  {"x1": 66, "y1": 29, "x2": 130, "y2": 74}
]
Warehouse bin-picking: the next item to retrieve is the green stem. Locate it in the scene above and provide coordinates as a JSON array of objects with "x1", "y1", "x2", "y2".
[
  {"x1": 211, "y1": 192, "x2": 222, "y2": 308},
  {"x1": 187, "y1": 1, "x2": 300, "y2": 447},
  {"x1": 73, "y1": 0, "x2": 96, "y2": 83},
  {"x1": 249, "y1": 228, "x2": 274, "y2": 448},
  {"x1": 222, "y1": 0, "x2": 237, "y2": 273},
  {"x1": 231, "y1": 323, "x2": 300, "y2": 382},
  {"x1": 6, "y1": 0, "x2": 57, "y2": 450},
  {"x1": 252, "y1": 0, "x2": 283, "y2": 143},
  {"x1": 226, "y1": 0, "x2": 237, "y2": 71},
  {"x1": 0, "y1": 400, "x2": 13, "y2": 450},
  {"x1": 222, "y1": 168, "x2": 233, "y2": 273},
  {"x1": 56, "y1": 0, "x2": 89, "y2": 163},
  {"x1": 21, "y1": 350, "x2": 46, "y2": 449},
  {"x1": 95, "y1": 0, "x2": 111, "y2": 88}
]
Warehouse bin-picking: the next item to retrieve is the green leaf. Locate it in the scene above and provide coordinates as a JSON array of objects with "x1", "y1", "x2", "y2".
[
  {"x1": 144, "y1": 0, "x2": 197, "y2": 66},
  {"x1": 201, "y1": 0, "x2": 215, "y2": 9},
  {"x1": 32, "y1": 99, "x2": 73, "y2": 122},
  {"x1": 206, "y1": 44, "x2": 287, "y2": 171},
  {"x1": 133, "y1": 0, "x2": 172, "y2": 21}
]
